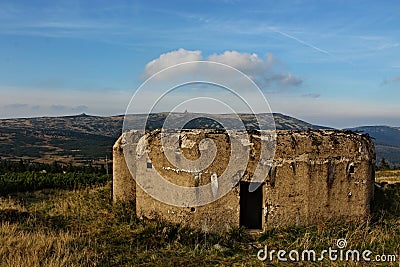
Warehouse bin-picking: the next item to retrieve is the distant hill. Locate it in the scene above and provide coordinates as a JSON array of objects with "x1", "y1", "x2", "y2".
[
  {"x1": 348, "y1": 126, "x2": 400, "y2": 166},
  {"x1": 123, "y1": 112, "x2": 330, "y2": 131},
  {"x1": 0, "y1": 113, "x2": 398, "y2": 165},
  {"x1": 0, "y1": 113, "x2": 123, "y2": 164}
]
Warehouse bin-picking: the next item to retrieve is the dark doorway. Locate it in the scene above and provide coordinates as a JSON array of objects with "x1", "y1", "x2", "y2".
[{"x1": 240, "y1": 182, "x2": 263, "y2": 229}]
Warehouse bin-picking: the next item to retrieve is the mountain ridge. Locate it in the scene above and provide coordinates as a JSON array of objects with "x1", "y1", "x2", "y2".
[
  {"x1": 348, "y1": 125, "x2": 400, "y2": 166},
  {"x1": 0, "y1": 113, "x2": 398, "y2": 165}
]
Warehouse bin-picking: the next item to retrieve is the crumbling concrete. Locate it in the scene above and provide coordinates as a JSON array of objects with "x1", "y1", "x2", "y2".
[
  {"x1": 113, "y1": 130, "x2": 375, "y2": 233},
  {"x1": 112, "y1": 136, "x2": 135, "y2": 204}
]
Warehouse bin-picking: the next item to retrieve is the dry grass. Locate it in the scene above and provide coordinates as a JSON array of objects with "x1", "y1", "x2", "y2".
[
  {"x1": 376, "y1": 170, "x2": 400, "y2": 183},
  {"x1": 0, "y1": 223, "x2": 95, "y2": 267},
  {"x1": 0, "y1": 181, "x2": 399, "y2": 266},
  {"x1": 0, "y1": 190, "x2": 100, "y2": 267}
]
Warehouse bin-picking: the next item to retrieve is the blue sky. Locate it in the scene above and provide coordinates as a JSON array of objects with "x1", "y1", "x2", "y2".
[{"x1": 0, "y1": 0, "x2": 399, "y2": 128}]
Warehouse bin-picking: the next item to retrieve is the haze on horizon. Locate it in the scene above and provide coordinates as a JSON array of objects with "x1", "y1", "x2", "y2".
[{"x1": 0, "y1": 0, "x2": 399, "y2": 129}]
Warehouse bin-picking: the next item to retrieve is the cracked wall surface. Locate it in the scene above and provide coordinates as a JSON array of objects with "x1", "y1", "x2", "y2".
[{"x1": 113, "y1": 129, "x2": 375, "y2": 233}]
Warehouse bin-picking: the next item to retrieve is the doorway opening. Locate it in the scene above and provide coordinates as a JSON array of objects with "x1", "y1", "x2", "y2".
[{"x1": 240, "y1": 182, "x2": 263, "y2": 229}]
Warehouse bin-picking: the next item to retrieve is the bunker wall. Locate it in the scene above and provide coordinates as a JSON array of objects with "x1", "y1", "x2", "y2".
[{"x1": 113, "y1": 130, "x2": 375, "y2": 232}]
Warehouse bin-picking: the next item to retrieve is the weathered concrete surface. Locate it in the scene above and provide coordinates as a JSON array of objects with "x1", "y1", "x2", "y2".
[
  {"x1": 112, "y1": 135, "x2": 136, "y2": 203},
  {"x1": 266, "y1": 131, "x2": 375, "y2": 228},
  {"x1": 113, "y1": 130, "x2": 375, "y2": 233}
]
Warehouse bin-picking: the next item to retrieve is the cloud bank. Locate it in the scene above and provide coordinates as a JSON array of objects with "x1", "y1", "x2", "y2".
[{"x1": 142, "y1": 49, "x2": 302, "y2": 89}]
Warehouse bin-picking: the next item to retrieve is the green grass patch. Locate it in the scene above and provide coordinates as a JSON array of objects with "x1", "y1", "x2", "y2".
[{"x1": 0, "y1": 172, "x2": 111, "y2": 195}]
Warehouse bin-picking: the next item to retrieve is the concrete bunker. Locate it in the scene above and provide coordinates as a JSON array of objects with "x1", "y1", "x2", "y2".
[{"x1": 113, "y1": 129, "x2": 375, "y2": 233}]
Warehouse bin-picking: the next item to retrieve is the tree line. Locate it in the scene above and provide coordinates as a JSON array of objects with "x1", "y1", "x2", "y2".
[
  {"x1": 376, "y1": 157, "x2": 399, "y2": 171},
  {"x1": 0, "y1": 172, "x2": 111, "y2": 195},
  {"x1": 0, "y1": 159, "x2": 112, "y2": 194},
  {"x1": 0, "y1": 158, "x2": 111, "y2": 174}
]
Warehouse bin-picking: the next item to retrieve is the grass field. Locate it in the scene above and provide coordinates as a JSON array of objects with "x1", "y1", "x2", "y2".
[
  {"x1": 0, "y1": 173, "x2": 399, "y2": 266},
  {"x1": 376, "y1": 169, "x2": 400, "y2": 184}
]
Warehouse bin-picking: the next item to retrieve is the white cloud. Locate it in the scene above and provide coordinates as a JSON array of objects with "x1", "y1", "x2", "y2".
[
  {"x1": 208, "y1": 50, "x2": 273, "y2": 74},
  {"x1": 142, "y1": 48, "x2": 202, "y2": 79},
  {"x1": 142, "y1": 49, "x2": 302, "y2": 89}
]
